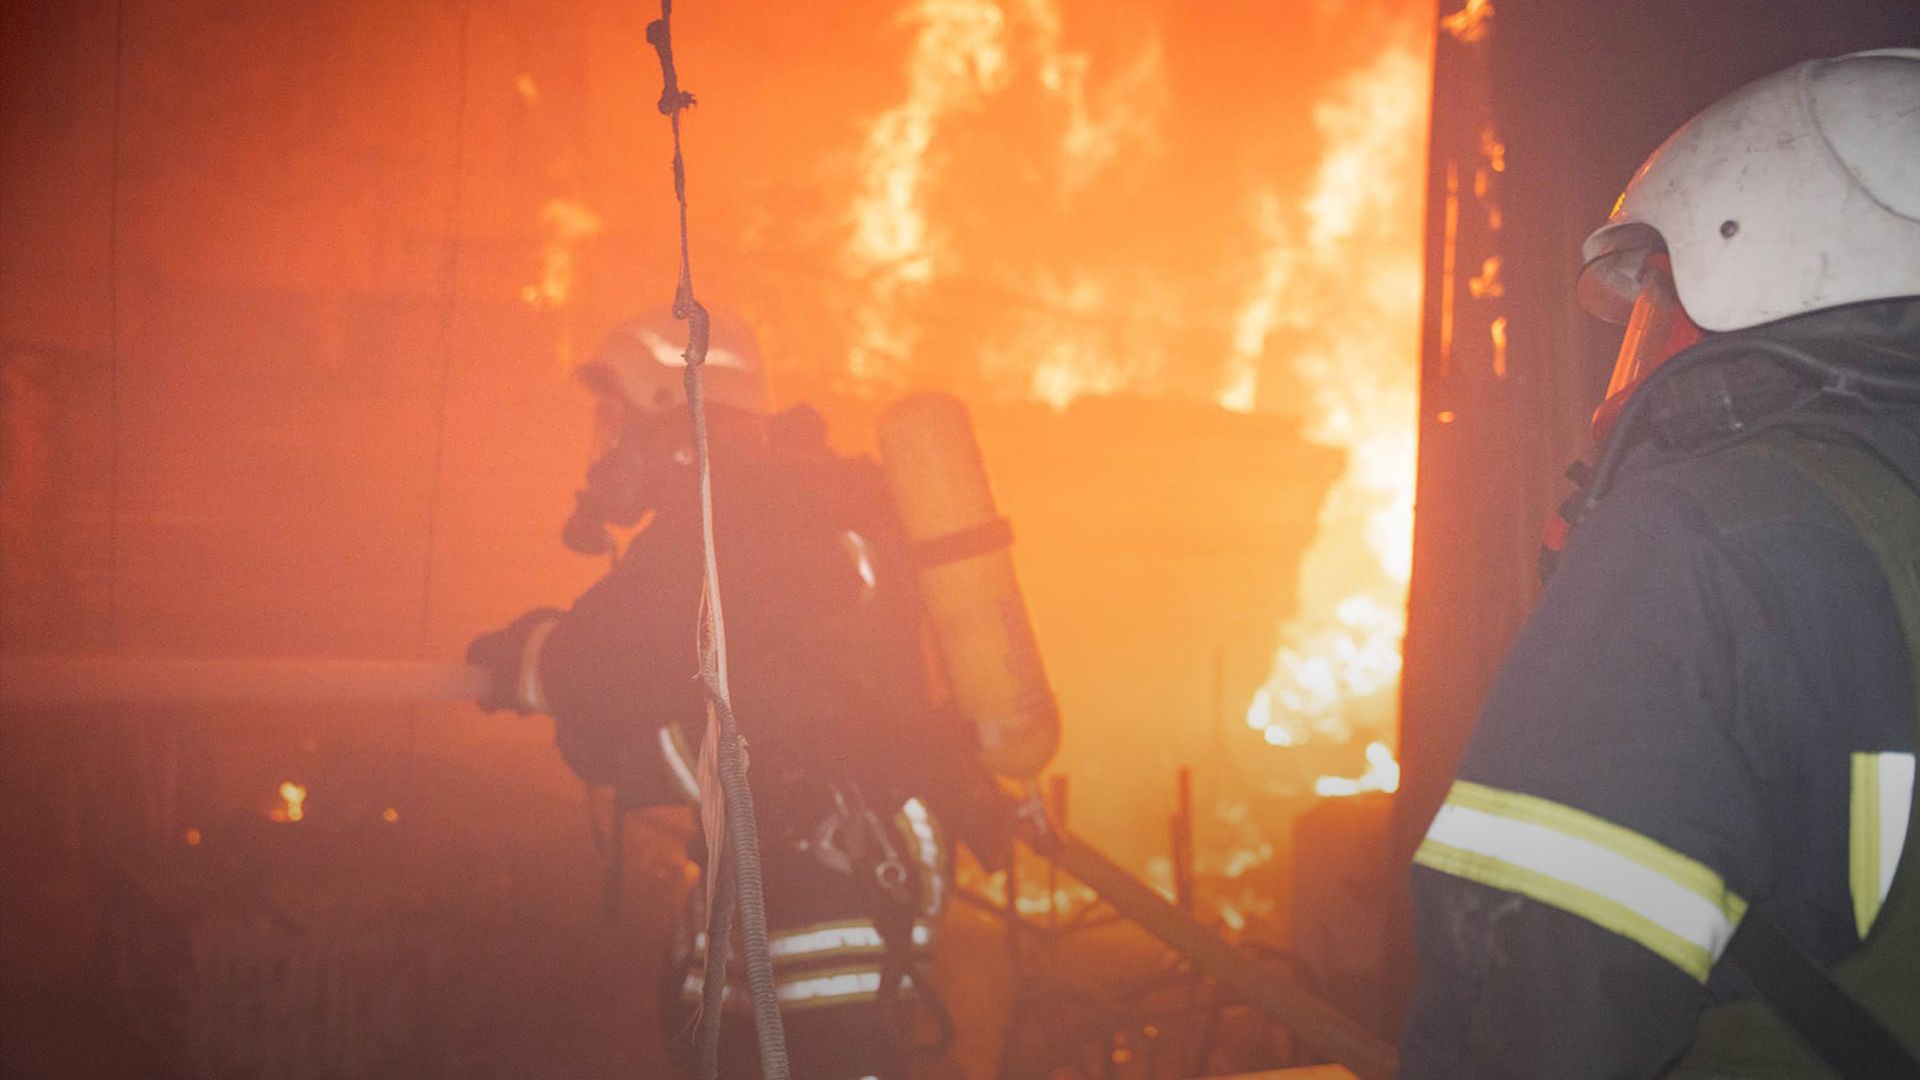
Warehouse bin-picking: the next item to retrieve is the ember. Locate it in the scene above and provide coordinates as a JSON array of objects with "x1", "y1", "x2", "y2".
[{"x1": 270, "y1": 781, "x2": 308, "y2": 824}]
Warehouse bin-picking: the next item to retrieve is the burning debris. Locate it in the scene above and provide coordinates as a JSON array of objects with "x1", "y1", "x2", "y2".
[{"x1": 270, "y1": 781, "x2": 309, "y2": 824}]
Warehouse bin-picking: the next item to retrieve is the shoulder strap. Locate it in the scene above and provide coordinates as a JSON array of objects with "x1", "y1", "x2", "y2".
[{"x1": 1734, "y1": 434, "x2": 1920, "y2": 1078}]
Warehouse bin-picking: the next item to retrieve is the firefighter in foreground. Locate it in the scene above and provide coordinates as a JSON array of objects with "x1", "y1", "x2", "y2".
[
  {"x1": 1403, "y1": 50, "x2": 1920, "y2": 1077},
  {"x1": 466, "y1": 312, "x2": 1011, "y2": 1079}
]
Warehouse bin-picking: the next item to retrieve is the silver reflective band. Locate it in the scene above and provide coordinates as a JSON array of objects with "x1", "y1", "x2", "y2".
[
  {"x1": 1418, "y1": 785, "x2": 1745, "y2": 982},
  {"x1": 692, "y1": 920, "x2": 933, "y2": 961},
  {"x1": 518, "y1": 617, "x2": 558, "y2": 714},
  {"x1": 900, "y1": 797, "x2": 945, "y2": 913},
  {"x1": 680, "y1": 969, "x2": 915, "y2": 1011},
  {"x1": 658, "y1": 725, "x2": 701, "y2": 802}
]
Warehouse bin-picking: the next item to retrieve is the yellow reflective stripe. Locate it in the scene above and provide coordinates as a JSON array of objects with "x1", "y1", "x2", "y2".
[
  {"x1": 1444, "y1": 781, "x2": 1743, "y2": 921},
  {"x1": 1417, "y1": 837, "x2": 1718, "y2": 982},
  {"x1": 1851, "y1": 751, "x2": 1915, "y2": 939},
  {"x1": 1417, "y1": 781, "x2": 1747, "y2": 983},
  {"x1": 1854, "y1": 754, "x2": 1882, "y2": 938}
]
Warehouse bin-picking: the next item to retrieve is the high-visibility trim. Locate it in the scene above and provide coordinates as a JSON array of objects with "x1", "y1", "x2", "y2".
[
  {"x1": 897, "y1": 797, "x2": 948, "y2": 919},
  {"x1": 1416, "y1": 781, "x2": 1747, "y2": 982},
  {"x1": 680, "y1": 967, "x2": 915, "y2": 1012},
  {"x1": 517, "y1": 617, "x2": 558, "y2": 714},
  {"x1": 841, "y1": 530, "x2": 878, "y2": 599},
  {"x1": 1851, "y1": 751, "x2": 1916, "y2": 938},
  {"x1": 657, "y1": 724, "x2": 701, "y2": 803},
  {"x1": 691, "y1": 919, "x2": 934, "y2": 967}
]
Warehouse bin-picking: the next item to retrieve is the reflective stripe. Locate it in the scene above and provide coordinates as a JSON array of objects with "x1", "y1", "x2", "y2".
[
  {"x1": 657, "y1": 725, "x2": 701, "y2": 803},
  {"x1": 842, "y1": 530, "x2": 878, "y2": 598},
  {"x1": 681, "y1": 967, "x2": 914, "y2": 1012},
  {"x1": 898, "y1": 797, "x2": 947, "y2": 918},
  {"x1": 518, "y1": 618, "x2": 558, "y2": 714},
  {"x1": 692, "y1": 919, "x2": 934, "y2": 966},
  {"x1": 1851, "y1": 751, "x2": 1916, "y2": 938},
  {"x1": 1415, "y1": 781, "x2": 1746, "y2": 982}
]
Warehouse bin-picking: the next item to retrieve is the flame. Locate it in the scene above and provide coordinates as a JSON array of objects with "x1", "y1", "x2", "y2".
[
  {"x1": 1012, "y1": 0, "x2": 1166, "y2": 197},
  {"x1": 521, "y1": 198, "x2": 604, "y2": 314},
  {"x1": 1239, "y1": 42, "x2": 1430, "y2": 749},
  {"x1": 1314, "y1": 740, "x2": 1402, "y2": 797},
  {"x1": 843, "y1": 0, "x2": 1165, "y2": 392},
  {"x1": 1440, "y1": 0, "x2": 1495, "y2": 43},
  {"x1": 513, "y1": 71, "x2": 602, "y2": 370},
  {"x1": 270, "y1": 780, "x2": 308, "y2": 823},
  {"x1": 184, "y1": 827, "x2": 202, "y2": 846},
  {"x1": 844, "y1": 0, "x2": 1011, "y2": 382},
  {"x1": 957, "y1": 859, "x2": 1099, "y2": 917}
]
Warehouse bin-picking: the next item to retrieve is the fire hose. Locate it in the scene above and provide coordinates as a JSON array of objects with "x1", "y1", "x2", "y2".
[{"x1": 0, "y1": 656, "x2": 489, "y2": 706}]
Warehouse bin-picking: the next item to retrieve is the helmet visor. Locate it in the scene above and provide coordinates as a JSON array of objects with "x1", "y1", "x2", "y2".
[{"x1": 1590, "y1": 254, "x2": 1704, "y2": 443}]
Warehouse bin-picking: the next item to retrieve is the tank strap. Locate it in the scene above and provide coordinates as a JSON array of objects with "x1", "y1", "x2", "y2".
[
  {"x1": 1672, "y1": 432, "x2": 1920, "y2": 1078},
  {"x1": 910, "y1": 517, "x2": 1014, "y2": 567}
]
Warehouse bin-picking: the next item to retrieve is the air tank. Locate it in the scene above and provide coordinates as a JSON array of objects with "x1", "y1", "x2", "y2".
[{"x1": 876, "y1": 393, "x2": 1060, "y2": 778}]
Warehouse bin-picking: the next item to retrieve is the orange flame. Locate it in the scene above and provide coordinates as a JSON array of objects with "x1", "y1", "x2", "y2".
[
  {"x1": 844, "y1": 0, "x2": 1010, "y2": 382},
  {"x1": 1440, "y1": 0, "x2": 1495, "y2": 43},
  {"x1": 520, "y1": 198, "x2": 604, "y2": 314},
  {"x1": 843, "y1": 0, "x2": 1165, "y2": 394}
]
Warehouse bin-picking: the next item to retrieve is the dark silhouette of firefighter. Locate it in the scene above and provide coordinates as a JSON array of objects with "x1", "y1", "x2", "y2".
[
  {"x1": 1403, "y1": 50, "x2": 1920, "y2": 1077},
  {"x1": 467, "y1": 310, "x2": 1035, "y2": 1079}
]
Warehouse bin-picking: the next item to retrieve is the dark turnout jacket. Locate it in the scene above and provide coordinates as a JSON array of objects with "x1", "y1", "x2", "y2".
[
  {"x1": 1403, "y1": 311, "x2": 1920, "y2": 1078},
  {"x1": 538, "y1": 431, "x2": 940, "y2": 816}
]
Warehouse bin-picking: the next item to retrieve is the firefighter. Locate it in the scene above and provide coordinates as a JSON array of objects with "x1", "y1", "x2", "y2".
[
  {"x1": 1403, "y1": 50, "x2": 1920, "y2": 1077},
  {"x1": 466, "y1": 310, "x2": 966, "y2": 1080}
]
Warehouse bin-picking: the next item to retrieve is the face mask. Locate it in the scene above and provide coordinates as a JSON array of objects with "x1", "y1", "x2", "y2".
[{"x1": 1589, "y1": 253, "x2": 1705, "y2": 446}]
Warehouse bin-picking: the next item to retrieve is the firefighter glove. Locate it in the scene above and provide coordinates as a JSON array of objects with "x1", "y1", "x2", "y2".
[{"x1": 466, "y1": 608, "x2": 563, "y2": 714}]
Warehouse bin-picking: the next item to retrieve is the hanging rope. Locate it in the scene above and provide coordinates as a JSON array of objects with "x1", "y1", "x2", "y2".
[
  {"x1": 106, "y1": 0, "x2": 126, "y2": 648},
  {"x1": 646, "y1": 4, "x2": 791, "y2": 1077},
  {"x1": 417, "y1": 0, "x2": 471, "y2": 667},
  {"x1": 405, "y1": 0, "x2": 475, "y2": 797}
]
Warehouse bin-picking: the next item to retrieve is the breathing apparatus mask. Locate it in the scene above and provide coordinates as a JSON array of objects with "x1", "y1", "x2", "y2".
[
  {"x1": 561, "y1": 312, "x2": 771, "y2": 556},
  {"x1": 562, "y1": 408, "x2": 689, "y2": 555}
]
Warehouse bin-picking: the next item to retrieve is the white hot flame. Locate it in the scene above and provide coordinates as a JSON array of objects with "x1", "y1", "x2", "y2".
[
  {"x1": 1237, "y1": 42, "x2": 1430, "y2": 749},
  {"x1": 1314, "y1": 740, "x2": 1402, "y2": 797}
]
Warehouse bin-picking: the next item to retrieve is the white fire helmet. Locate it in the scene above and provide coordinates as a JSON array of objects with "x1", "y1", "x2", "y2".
[
  {"x1": 577, "y1": 308, "x2": 771, "y2": 420},
  {"x1": 1578, "y1": 48, "x2": 1920, "y2": 425}
]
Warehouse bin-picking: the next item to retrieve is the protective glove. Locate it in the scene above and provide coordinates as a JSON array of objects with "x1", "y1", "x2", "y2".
[{"x1": 465, "y1": 608, "x2": 563, "y2": 714}]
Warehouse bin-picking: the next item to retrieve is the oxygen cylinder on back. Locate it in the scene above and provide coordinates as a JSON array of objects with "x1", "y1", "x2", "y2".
[{"x1": 876, "y1": 393, "x2": 1060, "y2": 778}]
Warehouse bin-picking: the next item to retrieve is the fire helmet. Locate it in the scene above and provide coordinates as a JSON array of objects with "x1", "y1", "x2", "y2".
[
  {"x1": 577, "y1": 308, "x2": 771, "y2": 419},
  {"x1": 1577, "y1": 48, "x2": 1920, "y2": 438}
]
